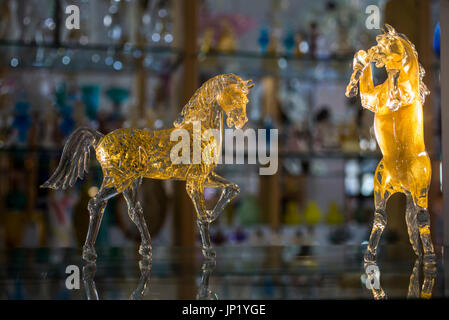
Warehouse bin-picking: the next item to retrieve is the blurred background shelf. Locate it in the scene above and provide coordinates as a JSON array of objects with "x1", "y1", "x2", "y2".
[
  {"x1": 0, "y1": 40, "x2": 183, "y2": 74},
  {"x1": 199, "y1": 50, "x2": 353, "y2": 80}
]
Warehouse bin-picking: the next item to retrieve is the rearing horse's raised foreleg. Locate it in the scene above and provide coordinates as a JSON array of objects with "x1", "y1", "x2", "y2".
[
  {"x1": 205, "y1": 172, "x2": 240, "y2": 222},
  {"x1": 186, "y1": 177, "x2": 215, "y2": 259},
  {"x1": 123, "y1": 178, "x2": 152, "y2": 259}
]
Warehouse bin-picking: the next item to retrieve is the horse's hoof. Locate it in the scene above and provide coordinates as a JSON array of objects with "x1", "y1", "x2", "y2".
[
  {"x1": 139, "y1": 244, "x2": 152, "y2": 259},
  {"x1": 82, "y1": 245, "x2": 97, "y2": 262},
  {"x1": 202, "y1": 247, "x2": 216, "y2": 260}
]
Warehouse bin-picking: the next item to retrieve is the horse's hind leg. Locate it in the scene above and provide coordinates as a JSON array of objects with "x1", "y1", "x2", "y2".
[
  {"x1": 421, "y1": 261, "x2": 437, "y2": 298},
  {"x1": 83, "y1": 182, "x2": 118, "y2": 262},
  {"x1": 416, "y1": 204, "x2": 436, "y2": 264},
  {"x1": 405, "y1": 192, "x2": 422, "y2": 257},
  {"x1": 407, "y1": 257, "x2": 437, "y2": 299},
  {"x1": 365, "y1": 161, "x2": 390, "y2": 264},
  {"x1": 365, "y1": 192, "x2": 388, "y2": 264},
  {"x1": 404, "y1": 183, "x2": 435, "y2": 264},
  {"x1": 407, "y1": 258, "x2": 421, "y2": 298},
  {"x1": 123, "y1": 178, "x2": 152, "y2": 259}
]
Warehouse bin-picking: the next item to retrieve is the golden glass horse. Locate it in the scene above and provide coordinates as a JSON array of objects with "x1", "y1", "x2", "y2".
[
  {"x1": 42, "y1": 74, "x2": 254, "y2": 262},
  {"x1": 346, "y1": 25, "x2": 435, "y2": 265}
]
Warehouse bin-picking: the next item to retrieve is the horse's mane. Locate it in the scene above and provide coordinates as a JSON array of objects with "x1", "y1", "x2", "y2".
[
  {"x1": 379, "y1": 24, "x2": 430, "y2": 105},
  {"x1": 173, "y1": 74, "x2": 246, "y2": 128}
]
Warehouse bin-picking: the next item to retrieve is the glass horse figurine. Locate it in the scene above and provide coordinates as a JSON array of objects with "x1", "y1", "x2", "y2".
[
  {"x1": 42, "y1": 74, "x2": 254, "y2": 262},
  {"x1": 346, "y1": 25, "x2": 435, "y2": 265}
]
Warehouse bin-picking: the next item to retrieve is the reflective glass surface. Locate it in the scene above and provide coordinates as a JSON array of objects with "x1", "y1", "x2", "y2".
[{"x1": 0, "y1": 245, "x2": 446, "y2": 300}]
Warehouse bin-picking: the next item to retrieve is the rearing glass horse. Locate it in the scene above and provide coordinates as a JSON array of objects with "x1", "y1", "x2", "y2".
[
  {"x1": 42, "y1": 74, "x2": 254, "y2": 262},
  {"x1": 346, "y1": 25, "x2": 435, "y2": 265}
]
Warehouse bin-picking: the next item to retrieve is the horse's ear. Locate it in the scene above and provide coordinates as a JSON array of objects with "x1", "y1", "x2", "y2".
[{"x1": 383, "y1": 24, "x2": 396, "y2": 35}]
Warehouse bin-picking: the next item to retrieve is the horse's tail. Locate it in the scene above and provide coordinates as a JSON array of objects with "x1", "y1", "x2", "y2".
[{"x1": 41, "y1": 127, "x2": 104, "y2": 190}]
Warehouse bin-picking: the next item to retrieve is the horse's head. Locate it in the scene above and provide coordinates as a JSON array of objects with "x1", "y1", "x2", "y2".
[
  {"x1": 173, "y1": 74, "x2": 254, "y2": 129},
  {"x1": 347, "y1": 24, "x2": 429, "y2": 113},
  {"x1": 217, "y1": 75, "x2": 254, "y2": 129},
  {"x1": 370, "y1": 24, "x2": 406, "y2": 70}
]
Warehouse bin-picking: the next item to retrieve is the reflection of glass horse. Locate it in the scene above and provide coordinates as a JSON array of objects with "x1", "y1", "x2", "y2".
[
  {"x1": 364, "y1": 259, "x2": 436, "y2": 300},
  {"x1": 42, "y1": 74, "x2": 253, "y2": 262},
  {"x1": 82, "y1": 259, "x2": 217, "y2": 300},
  {"x1": 82, "y1": 259, "x2": 151, "y2": 300},
  {"x1": 196, "y1": 260, "x2": 218, "y2": 300},
  {"x1": 346, "y1": 25, "x2": 435, "y2": 265}
]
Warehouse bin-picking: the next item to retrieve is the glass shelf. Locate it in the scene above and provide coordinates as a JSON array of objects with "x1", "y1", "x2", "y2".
[
  {"x1": 279, "y1": 151, "x2": 381, "y2": 160},
  {"x1": 0, "y1": 245, "x2": 446, "y2": 300},
  {"x1": 0, "y1": 40, "x2": 183, "y2": 74},
  {"x1": 199, "y1": 51, "x2": 441, "y2": 81},
  {"x1": 199, "y1": 50, "x2": 354, "y2": 81}
]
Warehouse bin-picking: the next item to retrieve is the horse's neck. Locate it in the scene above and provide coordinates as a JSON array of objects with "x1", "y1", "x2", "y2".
[
  {"x1": 178, "y1": 81, "x2": 225, "y2": 129},
  {"x1": 208, "y1": 102, "x2": 223, "y2": 129},
  {"x1": 181, "y1": 100, "x2": 223, "y2": 140},
  {"x1": 214, "y1": 109, "x2": 223, "y2": 152},
  {"x1": 398, "y1": 46, "x2": 419, "y2": 85}
]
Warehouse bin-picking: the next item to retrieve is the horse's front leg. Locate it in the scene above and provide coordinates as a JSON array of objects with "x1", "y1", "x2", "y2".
[
  {"x1": 345, "y1": 49, "x2": 369, "y2": 97},
  {"x1": 206, "y1": 172, "x2": 240, "y2": 222},
  {"x1": 186, "y1": 177, "x2": 215, "y2": 259}
]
